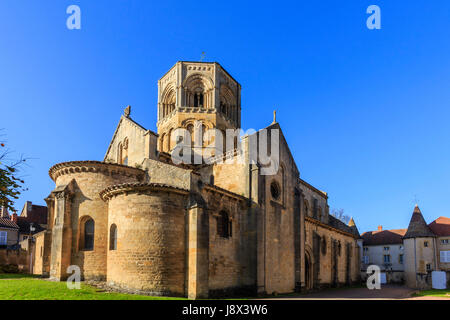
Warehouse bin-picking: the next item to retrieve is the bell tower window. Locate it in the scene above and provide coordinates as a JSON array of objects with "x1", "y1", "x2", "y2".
[{"x1": 194, "y1": 92, "x2": 204, "y2": 108}]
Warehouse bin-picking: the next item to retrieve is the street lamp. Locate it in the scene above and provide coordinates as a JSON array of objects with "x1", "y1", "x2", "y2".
[{"x1": 29, "y1": 223, "x2": 35, "y2": 274}]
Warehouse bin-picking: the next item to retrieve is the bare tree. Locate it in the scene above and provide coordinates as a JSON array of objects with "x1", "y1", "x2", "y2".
[
  {"x1": 0, "y1": 130, "x2": 28, "y2": 212},
  {"x1": 331, "y1": 208, "x2": 350, "y2": 224}
]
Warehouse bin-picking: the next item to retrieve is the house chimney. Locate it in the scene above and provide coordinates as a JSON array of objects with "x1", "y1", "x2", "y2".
[
  {"x1": 378, "y1": 225, "x2": 383, "y2": 231},
  {"x1": 11, "y1": 213, "x2": 18, "y2": 223},
  {"x1": 0, "y1": 206, "x2": 9, "y2": 218}
]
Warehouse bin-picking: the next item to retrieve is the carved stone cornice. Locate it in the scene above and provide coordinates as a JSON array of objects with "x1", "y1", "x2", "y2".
[
  {"x1": 53, "y1": 190, "x2": 73, "y2": 201},
  {"x1": 44, "y1": 196, "x2": 55, "y2": 204},
  {"x1": 48, "y1": 161, "x2": 146, "y2": 182},
  {"x1": 202, "y1": 184, "x2": 247, "y2": 203},
  {"x1": 100, "y1": 182, "x2": 189, "y2": 202}
]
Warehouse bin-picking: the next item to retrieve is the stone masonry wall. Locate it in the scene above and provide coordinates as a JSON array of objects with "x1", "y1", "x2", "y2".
[
  {"x1": 50, "y1": 162, "x2": 145, "y2": 280},
  {"x1": 106, "y1": 189, "x2": 188, "y2": 296},
  {"x1": 32, "y1": 232, "x2": 45, "y2": 275},
  {"x1": 305, "y1": 220, "x2": 360, "y2": 287},
  {"x1": 206, "y1": 193, "x2": 255, "y2": 296},
  {"x1": 0, "y1": 249, "x2": 29, "y2": 272}
]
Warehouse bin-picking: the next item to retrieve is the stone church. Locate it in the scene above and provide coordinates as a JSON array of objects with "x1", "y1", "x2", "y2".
[{"x1": 41, "y1": 61, "x2": 361, "y2": 298}]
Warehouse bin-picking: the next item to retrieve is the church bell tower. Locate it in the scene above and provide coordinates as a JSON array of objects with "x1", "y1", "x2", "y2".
[{"x1": 156, "y1": 61, "x2": 241, "y2": 155}]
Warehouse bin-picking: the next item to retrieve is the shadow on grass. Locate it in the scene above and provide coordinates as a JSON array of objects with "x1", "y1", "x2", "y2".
[
  {"x1": 0, "y1": 274, "x2": 187, "y2": 300},
  {"x1": 0, "y1": 273, "x2": 41, "y2": 280}
]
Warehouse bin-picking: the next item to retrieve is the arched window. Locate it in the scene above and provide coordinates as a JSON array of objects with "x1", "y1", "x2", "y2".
[
  {"x1": 160, "y1": 133, "x2": 166, "y2": 152},
  {"x1": 201, "y1": 125, "x2": 208, "y2": 147},
  {"x1": 80, "y1": 218, "x2": 95, "y2": 251},
  {"x1": 217, "y1": 211, "x2": 232, "y2": 238},
  {"x1": 186, "y1": 124, "x2": 194, "y2": 147},
  {"x1": 168, "y1": 128, "x2": 174, "y2": 151},
  {"x1": 220, "y1": 101, "x2": 226, "y2": 114},
  {"x1": 194, "y1": 93, "x2": 204, "y2": 107},
  {"x1": 304, "y1": 200, "x2": 310, "y2": 217},
  {"x1": 270, "y1": 181, "x2": 281, "y2": 200},
  {"x1": 161, "y1": 87, "x2": 176, "y2": 118},
  {"x1": 321, "y1": 237, "x2": 327, "y2": 255},
  {"x1": 109, "y1": 224, "x2": 117, "y2": 250},
  {"x1": 117, "y1": 142, "x2": 123, "y2": 164}
]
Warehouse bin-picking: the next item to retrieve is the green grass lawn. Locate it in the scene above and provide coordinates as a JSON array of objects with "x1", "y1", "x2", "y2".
[
  {"x1": 413, "y1": 289, "x2": 450, "y2": 298},
  {"x1": 0, "y1": 274, "x2": 186, "y2": 300}
]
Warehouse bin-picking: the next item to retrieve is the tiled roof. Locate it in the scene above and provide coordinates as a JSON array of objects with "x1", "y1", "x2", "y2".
[
  {"x1": 428, "y1": 216, "x2": 450, "y2": 237},
  {"x1": 404, "y1": 205, "x2": 435, "y2": 239},
  {"x1": 361, "y1": 229, "x2": 406, "y2": 245},
  {"x1": 21, "y1": 205, "x2": 48, "y2": 225},
  {"x1": 0, "y1": 218, "x2": 19, "y2": 229}
]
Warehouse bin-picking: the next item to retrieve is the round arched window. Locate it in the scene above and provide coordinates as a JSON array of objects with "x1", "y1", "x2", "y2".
[
  {"x1": 109, "y1": 224, "x2": 117, "y2": 251},
  {"x1": 270, "y1": 181, "x2": 280, "y2": 200}
]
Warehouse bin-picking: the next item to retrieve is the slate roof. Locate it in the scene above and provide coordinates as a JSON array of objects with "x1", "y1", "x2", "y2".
[
  {"x1": 428, "y1": 216, "x2": 450, "y2": 237},
  {"x1": 16, "y1": 218, "x2": 46, "y2": 235},
  {"x1": 0, "y1": 218, "x2": 19, "y2": 229},
  {"x1": 328, "y1": 215, "x2": 360, "y2": 237},
  {"x1": 361, "y1": 229, "x2": 407, "y2": 245},
  {"x1": 403, "y1": 205, "x2": 435, "y2": 239}
]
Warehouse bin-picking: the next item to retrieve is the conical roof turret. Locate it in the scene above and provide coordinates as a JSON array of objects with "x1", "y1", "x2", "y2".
[{"x1": 403, "y1": 205, "x2": 435, "y2": 239}]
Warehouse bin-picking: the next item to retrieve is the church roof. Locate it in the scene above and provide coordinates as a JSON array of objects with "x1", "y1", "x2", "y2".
[
  {"x1": 348, "y1": 218, "x2": 361, "y2": 238},
  {"x1": 403, "y1": 205, "x2": 435, "y2": 239},
  {"x1": 257, "y1": 121, "x2": 300, "y2": 177},
  {"x1": 103, "y1": 108, "x2": 157, "y2": 162},
  {"x1": 327, "y1": 215, "x2": 360, "y2": 238},
  {"x1": 428, "y1": 216, "x2": 450, "y2": 237}
]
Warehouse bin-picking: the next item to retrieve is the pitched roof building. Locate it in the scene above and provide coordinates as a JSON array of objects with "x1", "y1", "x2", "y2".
[
  {"x1": 361, "y1": 228, "x2": 406, "y2": 246},
  {"x1": 361, "y1": 205, "x2": 450, "y2": 289},
  {"x1": 428, "y1": 216, "x2": 450, "y2": 237},
  {"x1": 0, "y1": 218, "x2": 19, "y2": 248},
  {"x1": 19, "y1": 201, "x2": 48, "y2": 225}
]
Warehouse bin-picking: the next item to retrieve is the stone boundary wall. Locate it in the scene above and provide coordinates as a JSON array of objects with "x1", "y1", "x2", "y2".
[{"x1": 0, "y1": 249, "x2": 30, "y2": 272}]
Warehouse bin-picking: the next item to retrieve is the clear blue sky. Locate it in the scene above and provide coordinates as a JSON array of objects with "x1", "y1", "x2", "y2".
[{"x1": 1, "y1": 1, "x2": 449, "y2": 233}]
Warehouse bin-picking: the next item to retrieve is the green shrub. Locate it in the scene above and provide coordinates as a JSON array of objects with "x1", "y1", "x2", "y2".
[{"x1": 0, "y1": 264, "x2": 20, "y2": 273}]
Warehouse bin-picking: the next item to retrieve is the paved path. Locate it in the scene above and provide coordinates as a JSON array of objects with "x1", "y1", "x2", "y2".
[{"x1": 262, "y1": 285, "x2": 416, "y2": 300}]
